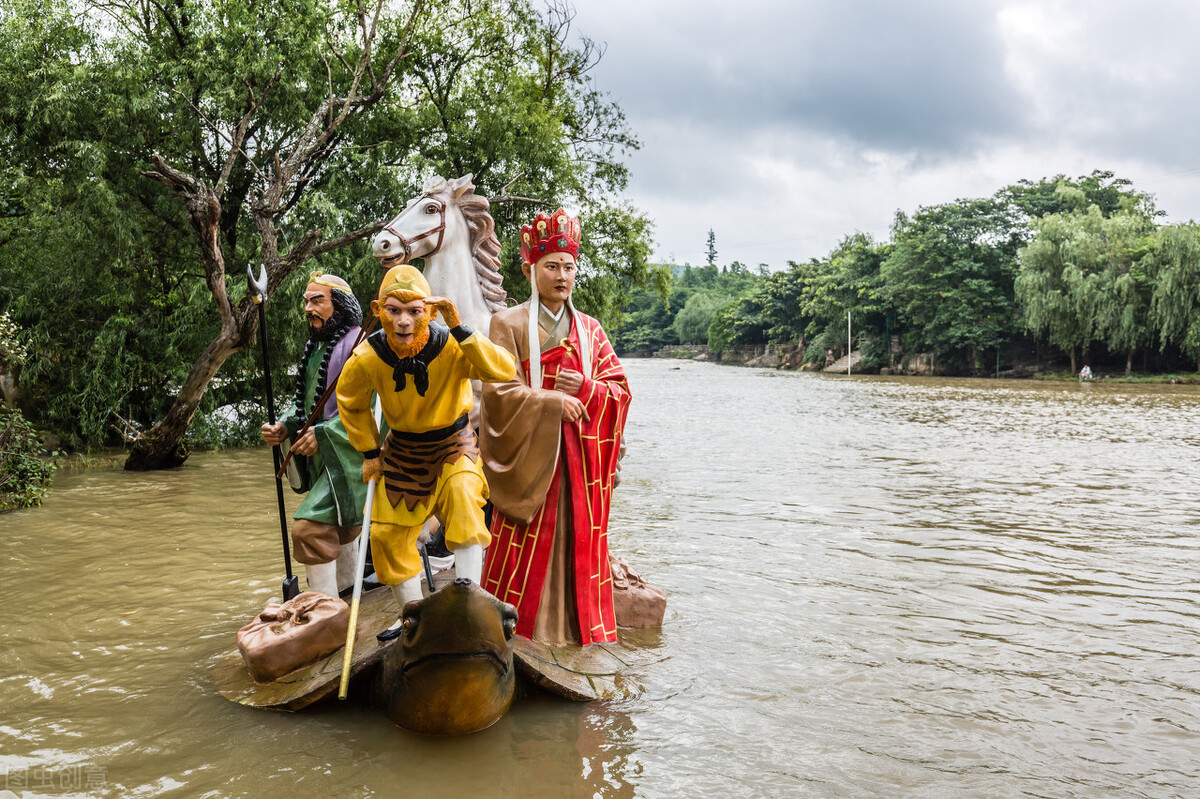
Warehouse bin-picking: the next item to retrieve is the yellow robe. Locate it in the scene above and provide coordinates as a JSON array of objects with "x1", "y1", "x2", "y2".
[{"x1": 336, "y1": 326, "x2": 516, "y2": 583}]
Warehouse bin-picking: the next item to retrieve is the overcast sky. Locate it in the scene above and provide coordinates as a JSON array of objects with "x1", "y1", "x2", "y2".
[{"x1": 570, "y1": 0, "x2": 1200, "y2": 270}]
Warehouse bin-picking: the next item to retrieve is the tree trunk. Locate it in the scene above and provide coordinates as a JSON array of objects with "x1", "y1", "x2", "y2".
[
  {"x1": 1069, "y1": 344, "x2": 1077, "y2": 376},
  {"x1": 125, "y1": 332, "x2": 243, "y2": 470},
  {"x1": 123, "y1": 2, "x2": 418, "y2": 470},
  {"x1": 1125, "y1": 350, "x2": 1133, "y2": 376}
]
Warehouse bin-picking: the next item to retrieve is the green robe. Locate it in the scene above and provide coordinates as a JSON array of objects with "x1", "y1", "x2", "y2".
[{"x1": 280, "y1": 343, "x2": 367, "y2": 527}]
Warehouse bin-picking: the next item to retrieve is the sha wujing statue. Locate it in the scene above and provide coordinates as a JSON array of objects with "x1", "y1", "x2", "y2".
[{"x1": 480, "y1": 209, "x2": 632, "y2": 646}]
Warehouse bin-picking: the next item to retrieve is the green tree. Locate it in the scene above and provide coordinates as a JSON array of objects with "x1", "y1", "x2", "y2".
[
  {"x1": 881, "y1": 199, "x2": 1024, "y2": 372},
  {"x1": 1017, "y1": 199, "x2": 1156, "y2": 375},
  {"x1": 672, "y1": 291, "x2": 725, "y2": 344},
  {"x1": 1092, "y1": 211, "x2": 1157, "y2": 375},
  {"x1": 999, "y1": 170, "x2": 1154, "y2": 225},
  {"x1": 1016, "y1": 210, "x2": 1101, "y2": 374},
  {"x1": 1, "y1": 0, "x2": 654, "y2": 465},
  {"x1": 798, "y1": 234, "x2": 890, "y2": 367},
  {"x1": 1149, "y1": 223, "x2": 1200, "y2": 371}
]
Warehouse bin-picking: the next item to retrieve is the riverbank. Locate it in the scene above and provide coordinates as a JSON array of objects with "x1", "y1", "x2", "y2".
[{"x1": 624, "y1": 344, "x2": 1200, "y2": 383}]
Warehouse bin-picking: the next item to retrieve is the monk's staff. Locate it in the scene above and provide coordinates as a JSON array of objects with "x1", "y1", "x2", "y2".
[
  {"x1": 339, "y1": 399, "x2": 384, "y2": 700},
  {"x1": 247, "y1": 265, "x2": 300, "y2": 602},
  {"x1": 275, "y1": 313, "x2": 378, "y2": 480}
]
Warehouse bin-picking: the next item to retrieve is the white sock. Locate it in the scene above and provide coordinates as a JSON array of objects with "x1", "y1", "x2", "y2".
[
  {"x1": 335, "y1": 541, "x2": 359, "y2": 592},
  {"x1": 384, "y1": 577, "x2": 424, "y2": 631},
  {"x1": 453, "y1": 544, "x2": 484, "y2": 584},
  {"x1": 304, "y1": 561, "x2": 338, "y2": 597}
]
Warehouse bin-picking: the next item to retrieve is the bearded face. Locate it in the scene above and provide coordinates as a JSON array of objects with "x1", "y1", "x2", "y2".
[
  {"x1": 305, "y1": 282, "x2": 362, "y2": 342},
  {"x1": 376, "y1": 294, "x2": 432, "y2": 358},
  {"x1": 304, "y1": 283, "x2": 338, "y2": 341}
]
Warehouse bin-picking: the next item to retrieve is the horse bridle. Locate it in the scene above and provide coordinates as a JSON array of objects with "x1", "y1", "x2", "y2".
[{"x1": 382, "y1": 194, "x2": 447, "y2": 263}]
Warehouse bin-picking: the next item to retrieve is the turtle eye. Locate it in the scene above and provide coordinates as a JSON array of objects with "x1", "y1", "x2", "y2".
[
  {"x1": 402, "y1": 617, "x2": 418, "y2": 639},
  {"x1": 502, "y1": 617, "x2": 516, "y2": 640}
]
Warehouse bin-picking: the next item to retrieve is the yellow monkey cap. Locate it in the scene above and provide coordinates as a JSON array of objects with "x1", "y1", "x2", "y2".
[{"x1": 376, "y1": 265, "x2": 431, "y2": 303}]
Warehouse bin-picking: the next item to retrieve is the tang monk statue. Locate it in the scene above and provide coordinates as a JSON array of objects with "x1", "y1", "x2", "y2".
[{"x1": 479, "y1": 209, "x2": 632, "y2": 645}]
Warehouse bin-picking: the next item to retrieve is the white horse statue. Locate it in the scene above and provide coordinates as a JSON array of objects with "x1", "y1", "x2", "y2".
[
  {"x1": 372, "y1": 175, "x2": 509, "y2": 558},
  {"x1": 371, "y1": 174, "x2": 507, "y2": 336}
]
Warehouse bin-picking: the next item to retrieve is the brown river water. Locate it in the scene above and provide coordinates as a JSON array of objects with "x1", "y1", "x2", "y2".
[{"x1": 3, "y1": 359, "x2": 1200, "y2": 798}]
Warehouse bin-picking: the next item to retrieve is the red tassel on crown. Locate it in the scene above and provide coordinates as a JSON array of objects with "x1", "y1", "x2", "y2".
[{"x1": 519, "y1": 208, "x2": 582, "y2": 265}]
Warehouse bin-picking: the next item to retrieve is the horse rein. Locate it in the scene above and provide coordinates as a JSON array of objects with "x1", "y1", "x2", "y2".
[{"x1": 382, "y1": 194, "x2": 446, "y2": 263}]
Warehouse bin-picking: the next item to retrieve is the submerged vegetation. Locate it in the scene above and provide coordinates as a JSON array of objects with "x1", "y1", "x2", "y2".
[
  {"x1": 616, "y1": 171, "x2": 1200, "y2": 378},
  {"x1": 0, "y1": 406, "x2": 57, "y2": 511}
]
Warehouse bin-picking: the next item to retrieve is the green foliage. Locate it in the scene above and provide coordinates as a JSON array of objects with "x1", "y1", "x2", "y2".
[
  {"x1": 1016, "y1": 202, "x2": 1157, "y2": 373},
  {"x1": 1, "y1": 0, "x2": 657, "y2": 451},
  {"x1": 0, "y1": 311, "x2": 28, "y2": 371},
  {"x1": 1148, "y1": 224, "x2": 1200, "y2": 369},
  {"x1": 998, "y1": 170, "x2": 1158, "y2": 223},
  {"x1": 706, "y1": 299, "x2": 744, "y2": 356},
  {"x1": 611, "y1": 262, "x2": 757, "y2": 353},
  {"x1": 882, "y1": 198, "x2": 1023, "y2": 370},
  {"x1": 0, "y1": 406, "x2": 57, "y2": 511},
  {"x1": 672, "y1": 292, "x2": 726, "y2": 344},
  {"x1": 609, "y1": 170, "x2": 1198, "y2": 376},
  {"x1": 186, "y1": 400, "x2": 268, "y2": 450}
]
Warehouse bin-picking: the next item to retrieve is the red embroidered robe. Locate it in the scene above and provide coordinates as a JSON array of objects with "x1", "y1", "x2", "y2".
[{"x1": 479, "y1": 305, "x2": 631, "y2": 645}]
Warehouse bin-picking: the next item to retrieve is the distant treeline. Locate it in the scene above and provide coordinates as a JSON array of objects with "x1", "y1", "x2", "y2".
[{"x1": 614, "y1": 171, "x2": 1200, "y2": 376}]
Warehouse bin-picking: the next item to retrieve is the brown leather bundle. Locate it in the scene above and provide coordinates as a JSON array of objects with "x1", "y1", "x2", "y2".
[
  {"x1": 609, "y1": 555, "x2": 667, "y2": 629},
  {"x1": 236, "y1": 592, "x2": 350, "y2": 683}
]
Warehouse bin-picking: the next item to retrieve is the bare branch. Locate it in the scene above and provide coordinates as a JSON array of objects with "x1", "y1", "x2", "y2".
[
  {"x1": 488, "y1": 195, "x2": 551, "y2": 207},
  {"x1": 277, "y1": 228, "x2": 323, "y2": 268},
  {"x1": 312, "y1": 221, "x2": 387, "y2": 256},
  {"x1": 142, "y1": 154, "x2": 235, "y2": 331},
  {"x1": 170, "y1": 89, "x2": 267, "y2": 184},
  {"x1": 268, "y1": 0, "x2": 425, "y2": 214},
  {"x1": 500, "y1": 172, "x2": 524, "y2": 194}
]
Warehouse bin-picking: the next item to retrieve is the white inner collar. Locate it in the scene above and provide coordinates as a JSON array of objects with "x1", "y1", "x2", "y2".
[{"x1": 540, "y1": 302, "x2": 566, "y2": 322}]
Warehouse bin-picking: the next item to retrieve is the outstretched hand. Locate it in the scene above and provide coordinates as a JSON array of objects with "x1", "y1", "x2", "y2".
[{"x1": 424, "y1": 296, "x2": 461, "y2": 328}]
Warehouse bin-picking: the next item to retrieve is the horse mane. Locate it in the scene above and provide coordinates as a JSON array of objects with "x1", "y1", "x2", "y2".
[{"x1": 425, "y1": 176, "x2": 507, "y2": 314}]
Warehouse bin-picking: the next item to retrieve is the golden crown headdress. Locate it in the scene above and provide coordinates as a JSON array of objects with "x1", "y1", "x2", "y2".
[{"x1": 519, "y1": 209, "x2": 581, "y2": 266}]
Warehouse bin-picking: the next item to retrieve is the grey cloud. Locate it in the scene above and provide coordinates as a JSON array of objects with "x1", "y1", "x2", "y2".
[{"x1": 581, "y1": 0, "x2": 1023, "y2": 156}]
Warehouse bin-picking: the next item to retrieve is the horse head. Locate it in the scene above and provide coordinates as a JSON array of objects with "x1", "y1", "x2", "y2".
[
  {"x1": 372, "y1": 174, "x2": 476, "y2": 267},
  {"x1": 371, "y1": 174, "x2": 506, "y2": 337}
]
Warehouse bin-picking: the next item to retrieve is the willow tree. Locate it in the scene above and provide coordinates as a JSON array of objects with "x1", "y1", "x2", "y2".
[
  {"x1": 2, "y1": 0, "x2": 651, "y2": 466},
  {"x1": 1017, "y1": 212, "x2": 1100, "y2": 374},
  {"x1": 1017, "y1": 198, "x2": 1157, "y2": 375},
  {"x1": 1148, "y1": 224, "x2": 1200, "y2": 372}
]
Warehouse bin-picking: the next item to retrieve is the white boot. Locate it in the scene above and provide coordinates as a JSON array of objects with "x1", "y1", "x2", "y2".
[
  {"x1": 304, "y1": 561, "x2": 339, "y2": 597},
  {"x1": 335, "y1": 541, "x2": 359, "y2": 593},
  {"x1": 379, "y1": 576, "x2": 424, "y2": 641},
  {"x1": 453, "y1": 544, "x2": 484, "y2": 584}
]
